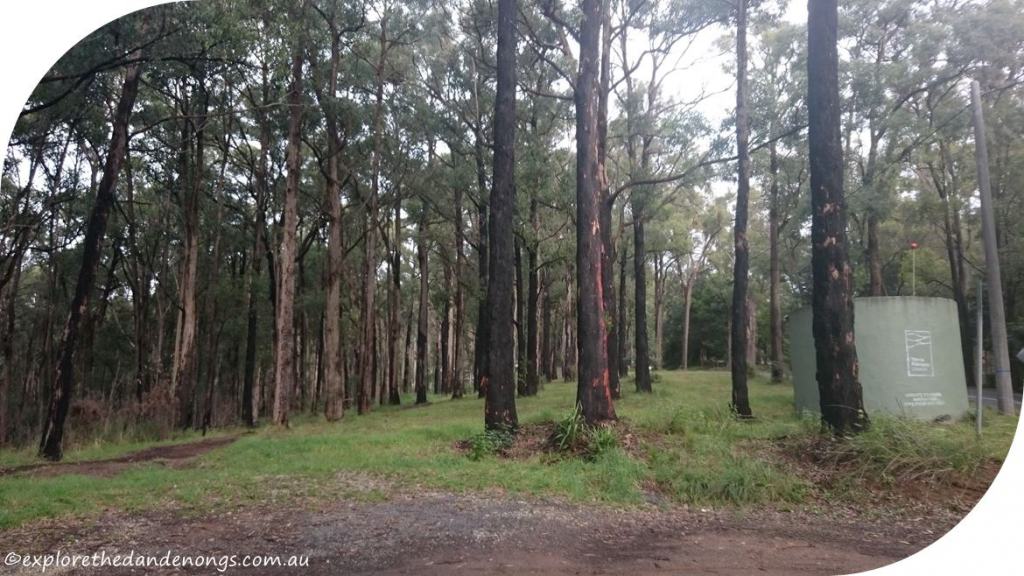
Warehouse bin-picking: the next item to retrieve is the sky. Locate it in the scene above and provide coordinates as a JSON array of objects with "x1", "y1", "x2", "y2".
[{"x1": 669, "y1": 0, "x2": 806, "y2": 128}]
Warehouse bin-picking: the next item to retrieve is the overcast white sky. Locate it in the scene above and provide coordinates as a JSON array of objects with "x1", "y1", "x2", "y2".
[{"x1": 671, "y1": 0, "x2": 806, "y2": 127}]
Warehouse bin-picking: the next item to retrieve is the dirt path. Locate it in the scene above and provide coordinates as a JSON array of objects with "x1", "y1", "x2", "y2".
[
  {"x1": 0, "y1": 436, "x2": 239, "y2": 478},
  {"x1": 0, "y1": 480, "x2": 948, "y2": 576}
]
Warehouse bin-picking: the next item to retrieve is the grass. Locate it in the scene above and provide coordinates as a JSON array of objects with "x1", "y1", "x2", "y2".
[
  {"x1": 0, "y1": 370, "x2": 1016, "y2": 529},
  {"x1": 0, "y1": 427, "x2": 240, "y2": 469}
]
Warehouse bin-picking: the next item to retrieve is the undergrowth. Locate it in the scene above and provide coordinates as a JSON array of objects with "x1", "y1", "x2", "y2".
[
  {"x1": 465, "y1": 428, "x2": 515, "y2": 461},
  {"x1": 792, "y1": 416, "x2": 1006, "y2": 485},
  {"x1": 0, "y1": 371, "x2": 1015, "y2": 529}
]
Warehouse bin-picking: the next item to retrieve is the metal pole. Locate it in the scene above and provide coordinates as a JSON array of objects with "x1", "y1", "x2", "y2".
[
  {"x1": 976, "y1": 278, "x2": 984, "y2": 435},
  {"x1": 970, "y1": 80, "x2": 1016, "y2": 416}
]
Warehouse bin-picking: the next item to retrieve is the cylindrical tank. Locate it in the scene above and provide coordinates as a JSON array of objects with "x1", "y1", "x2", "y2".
[{"x1": 788, "y1": 297, "x2": 969, "y2": 421}]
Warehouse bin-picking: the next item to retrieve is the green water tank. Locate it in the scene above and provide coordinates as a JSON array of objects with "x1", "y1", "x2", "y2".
[{"x1": 788, "y1": 297, "x2": 969, "y2": 421}]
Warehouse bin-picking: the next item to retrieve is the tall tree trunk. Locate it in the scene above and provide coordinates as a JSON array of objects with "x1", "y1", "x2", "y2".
[
  {"x1": 242, "y1": 110, "x2": 269, "y2": 428},
  {"x1": 768, "y1": 142, "x2": 784, "y2": 383},
  {"x1": 598, "y1": 0, "x2": 620, "y2": 399},
  {"x1": 171, "y1": 89, "x2": 205, "y2": 431},
  {"x1": 440, "y1": 263, "x2": 452, "y2": 394},
  {"x1": 484, "y1": 0, "x2": 519, "y2": 431},
  {"x1": 632, "y1": 219, "x2": 652, "y2": 392},
  {"x1": 402, "y1": 304, "x2": 413, "y2": 394},
  {"x1": 618, "y1": 239, "x2": 629, "y2": 377},
  {"x1": 515, "y1": 240, "x2": 527, "y2": 396},
  {"x1": 746, "y1": 296, "x2": 758, "y2": 366},
  {"x1": 387, "y1": 191, "x2": 402, "y2": 405},
  {"x1": 359, "y1": 27, "x2": 386, "y2": 415},
  {"x1": 273, "y1": 25, "x2": 306, "y2": 427},
  {"x1": 415, "y1": 217, "x2": 429, "y2": 405},
  {"x1": 123, "y1": 159, "x2": 152, "y2": 405},
  {"x1": 541, "y1": 271, "x2": 553, "y2": 381},
  {"x1": 807, "y1": 0, "x2": 866, "y2": 434},
  {"x1": 575, "y1": 0, "x2": 616, "y2": 423},
  {"x1": 39, "y1": 35, "x2": 145, "y2": 460},
  {"x1": 730, "y1": 0, "x2": 753, "y2": 417},
  {"x1": 931, "y1": 150, "x2": 973, "y2": 389},
  {"x1": 866, "y1": 211, "x2": 884, "y2": 296},
  {"x1": 864, "y1": 131, "x2": 884, "y2": 297},
  {"x1": 682, "y1": 279, "x2": 693, "y2": 370},
  {"x1": 320, "y1": 15, "x2": 347, "y2": 421},
  {"x1": 562, "y1": 265, "x2": 577, "y2": 381},
  {"x1": 0, "y1": 253, "x2": 20, "y2": 445},
  {"x1": 451, "y1": 181, "x2": 466, "y2": 399},
  {"x1": 525, "y1": 199, "x2": 540, "y2": 397},
  {"x1": 653, "y1": 257, "x2": 665, "y2": 370},
  {"x1": 472, "y1": 57, "x2": 490, "y2": 399},
  {"x1": 198, "y1": 183, "x2": 226, "y2": 430}
]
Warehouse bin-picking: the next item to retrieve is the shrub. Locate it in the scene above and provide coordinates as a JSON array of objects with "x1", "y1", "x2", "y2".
[
  {"x1": 587, "y1": 426, "x2": 618, "y2": 459},
  {"x1": 550, "y1": 403, "x2": 586, "y2": 452},
  {"x1": 548, "y1": 405, "x2": 620, "y2": 460},
  {"x1": 465, "y1": 428, "x2": 514, "y2": 461}
]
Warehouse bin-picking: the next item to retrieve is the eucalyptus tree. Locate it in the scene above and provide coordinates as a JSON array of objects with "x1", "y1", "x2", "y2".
[
  {"x1": 749, "y1": 16, "x2": 806, "y2": 383},
  {"x1": 841, "y1": 0, "x2": 968, "y2": 297},
  {"x1": 730, "y1": 0, "x2": 753, "y2": 416},
  {"x1": 611, "y1": 0, "x2": 725, "y2": 394},
  {"x1": 35, "y1": 10, "x2": 154, "y2": 459},
  {"x1": 517, "y1": 52, "x2": 568, "y2": 398},
  {"x1": 483, "y1": 0, "x2": 519, "y2": 431},
  {"x1": 520, "y1": 0, "x2": 617, "y2": 421},
  {"x1": 350, "y1": 0, "x2": 422, "y2": 414},
  {"x1": 808, "y1": 0, "x2": 867, "y2": 434},
  {"x1": 309, "y1": 0, "x2": 366, "y2": 420},
  {"x1": 675, "y1": 199, "x2": 725, "y2": 371}
]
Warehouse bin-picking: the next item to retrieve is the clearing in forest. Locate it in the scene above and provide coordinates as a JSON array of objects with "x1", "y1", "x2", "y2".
[{"x1": 0, "y1": 371, "x2": 1013, "y2": 574}]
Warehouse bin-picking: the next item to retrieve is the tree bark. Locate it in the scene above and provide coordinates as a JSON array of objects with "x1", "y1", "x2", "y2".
[
  {"x1": 272, "y1": 22, "x2": 306, "y2": 427},
  {"x1": 598, "y1": 0, "x2": 619, "y2": 399},
  {"x1": 359, "y1": 20, "x2": 386, "y2": 415},
  {"x1": 515, "y1": 239, "x2": 527, "y2": 396},
  {"x1": 440, "y1": 263, "x2": 452, "y2": 394},
  {"x1": 471, "y1": 57, "x2": 490, "y2": 399},
  {"x1": 484, "y1": 0, "x2": 519, "y2": 431},
  {"x1": 525, "y1": 199, "x2": 540, "y2": 397},
  {"x1": 807, "y1": 0, "x2": 867, "y2": 434},
  {"x1": 387, "y1": 190, "x2": 402, "y2": 405},
  {"x1": 0, "y1": 253, "x2": 20, "y2": 445},
  {"x1": 320, "y1": 12, "x2": 347, "y2": 421},
  {"x1": 866, "y1": 211, "x2": 884, "y2": 295},
  {"x1": 575, "y1": 0, "x2": 616, "y2": 423},
  {"x1": 618, "y1": 238, "x2": 629, "y2": 377},
  {"x1": 653, "y1": 256, "x2": 666, "y2": 370},
  {"x1": 171, "y1": 85, "x2": 206, "y2": 431},
  {"x1": 39, "y1": 33, "x2": 145, "y2": 460},
  {"x1": 682, "y1": 279, "x2": 694, "y2": 370},
  {"x1": 541, "y1": 270, "x2": 553, "y2": 381},
  {"x1": 730, "y1": 0, "x2": 753, "y2": 417},
  {"x1": 242, "y1": 81, "x2": 270, "y2": 428},
  {"x1": 632, "y1": 219, "x2": 652, "y2": 392},
  {"x1": 929, "y1": 146, "x2": 973, "y2": 389},
  {"x1": 123, "y1": 159, "x2": 152, "y2": 406},
  {"x1": 415, "y1": 216, "x2": 429, "y2": 405},
  {"x1": 451, "y1": 178, "x2": 466, "y2": 399},
  {"x1": 768, "y1": 142, "x2": 784, "y2": 383},
  {"x1": 562, "y1": 265, "x2": 577, "y2": 382}
]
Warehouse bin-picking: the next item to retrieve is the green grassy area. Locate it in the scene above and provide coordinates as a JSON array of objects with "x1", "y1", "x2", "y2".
[
  {"x1": 0, "y1": 371, "x2": 1016, "y2": 529},
  {"x1": 0, "y1": 427, "x2": 241, "y2": 469}
]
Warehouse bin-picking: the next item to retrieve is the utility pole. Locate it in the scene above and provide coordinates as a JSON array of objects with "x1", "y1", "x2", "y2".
[{"x1": 970, "y1": 80, "x2": 1015, "y2": 416}]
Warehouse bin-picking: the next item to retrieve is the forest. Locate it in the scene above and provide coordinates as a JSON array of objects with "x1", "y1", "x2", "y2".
[{"x1": 0, "y1": 0, "x2": 1023, "y2": 571}]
